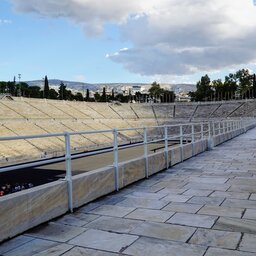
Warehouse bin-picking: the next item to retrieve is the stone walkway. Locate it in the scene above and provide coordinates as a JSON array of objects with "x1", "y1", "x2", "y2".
[{"x1": 1, "y1": 128, "x2": 256, "y2": 256}]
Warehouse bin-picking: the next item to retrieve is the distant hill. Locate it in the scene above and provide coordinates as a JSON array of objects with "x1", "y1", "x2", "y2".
[
  {"x1": 27, "y1": 79, "x2": 97, "y2": 91},
  {"x1": 26, "y1": 80, "x2": 196, "y2": 92}
]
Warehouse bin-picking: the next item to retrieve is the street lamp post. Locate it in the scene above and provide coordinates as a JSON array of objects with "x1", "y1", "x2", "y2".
[{"x1": 18, "y1": 74, "x2": 21, "y2": 97}]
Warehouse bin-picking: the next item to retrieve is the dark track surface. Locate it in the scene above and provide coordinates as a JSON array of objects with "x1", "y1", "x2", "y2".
[{"x1": 0, "y1": 141, "x2": 180, "y2": 194}]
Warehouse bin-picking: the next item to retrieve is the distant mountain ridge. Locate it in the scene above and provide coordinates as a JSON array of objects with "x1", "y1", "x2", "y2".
[{"x1": 26, "y1": 79, "x2": 196, "y2": 92}]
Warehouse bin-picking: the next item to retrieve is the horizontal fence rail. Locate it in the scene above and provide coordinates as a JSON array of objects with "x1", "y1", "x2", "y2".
[{"x1": 0, "y1": 118, "x2": 256, "y2": 212}]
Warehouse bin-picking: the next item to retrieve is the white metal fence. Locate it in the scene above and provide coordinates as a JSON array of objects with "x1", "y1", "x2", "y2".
[{"x1": 0, "y1": 118, "x2": 255, "y2": 212}]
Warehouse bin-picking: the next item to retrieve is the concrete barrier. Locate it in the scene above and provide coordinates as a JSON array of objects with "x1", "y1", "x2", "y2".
[{"x1": 0, "y1": 180, "x2": 68, "y2": 242}]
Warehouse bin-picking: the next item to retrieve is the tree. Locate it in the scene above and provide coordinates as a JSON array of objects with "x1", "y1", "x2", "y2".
[
  {"x1": 94, "y1": 92, "x2": 101, "y2": 102},
  {"x1": 149, "y1": 82, "x2": 165, "y2": 97},
  {"x1": 191, "y1": 75, "x2": 213, "y2": 101},
  {"x1": 58, "y1": 82, "x2": 67, "y2": 100},
  {"x1": 48, "y1": 88, "x2": 58, "y2": 99},
  {"x1": 100, "y1": 87, "x2": 107, "y2": 102},
  {"x1": 235, "y1": 69, "x2": 253, "y2": 98},
  {"x1": 86, "y1": 89, "x2": 90, "y2": 101},
  {"x1": 44, "y1": 75, "x2": 49, "y2": 98},
  {"x1": 27, "y1": 86, "x2": 41, "y2": 98},
  {"x1": 74, "y1": 92, "x2": 83, "y2": 101}
]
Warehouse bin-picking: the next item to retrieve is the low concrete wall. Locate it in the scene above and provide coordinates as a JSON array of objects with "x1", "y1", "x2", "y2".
[
  {"x1": 213, "y1": 128, "x2": 246, "y2": 147},
  {"x1": 73, "y1": 166, "x2": 115, "y2": 209},
  {"x1": 0, "y1": 180, "x2": 68, "y2": 242},
  {"x1": 1, "y1": 123, "x2": 255, "y2": 242}
]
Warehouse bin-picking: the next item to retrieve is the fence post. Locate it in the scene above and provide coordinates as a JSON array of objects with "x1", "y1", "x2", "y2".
[
  {"x1": 208, "y1": 121, "x2": 214, "y2": 150},
  {"x1": 218, "y1": 122, "x2": 221, "y2": 135},
  {"x1": 113, "y1": 129, "x2": 119, "y2": 191},
  {"x1": 201, "y1": 123, "x2": 204, "y2": 139},
  {"x1": 144, "y1": 127, "x2": 149, "y2": 178},
  {"x1": 180, "y1": 125, "x2": 183, "y2": 161},
  {"x1": 164, "y1": 126, "x2": 169, "y2": 169},
  {"x1": 191, "y1": 124, "x2": 195, "y2": 156},
  {"x1": 64, "y1": 132, "x2": 73, "y2": 213},
  {"x1": 212, "y1": 122, "x2": 215, "y2": 136}
]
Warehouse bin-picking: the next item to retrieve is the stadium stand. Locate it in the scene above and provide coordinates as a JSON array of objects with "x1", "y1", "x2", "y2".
[
  {"x1": 175, "y1": 103, "x2": 197, "y2": 119},
  {"x1": 210, "y1": 102, "x2": 244, "y2": 118},
  {"x1": 3, "y1": 121, "x2": 63, "y2": 153},
  {"x1": 46, "y1": 101, "x2": 89, "y2": 119},
  {"x1": 193, "y1": 103, "x2": 220, "y2": 119},
  {"x1": 26, "y1": 99, "x2": 71, "y2": 119},
  {"x1": 109, "y1": 103, "x2": 138, "y2": 119},
  {"x1": 62, "y1": 120, "x2": 112, "y2": 147},
  {"x1": 229, "y1": 100, "x2": 256, "y2": 117},
  {"x1": 87, "y1": 103, "x2": 120, "y2": 119},
  {"x1": 1, "y1": 100, "x2": 49, "y2": 119},
  {"x1": 0, "y1": 101, "x2": 23, "y2": 119},
  {"x1": 130, "y1": 104, "x2": 155, "y2": 119},
  {"x1": 0, "y1": 97, "x2": 256, "y2": 166},
  {"x1": 152, "y1": 104, "x2": 174, "y2": 119},
  {"x1": 68, "y1": 102, "x2": 104, "y2": 119}
]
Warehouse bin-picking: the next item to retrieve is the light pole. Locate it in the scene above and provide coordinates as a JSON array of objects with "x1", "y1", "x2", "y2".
[{"x1": 18, "y1": 74, "x2": 21, "y2": 96}]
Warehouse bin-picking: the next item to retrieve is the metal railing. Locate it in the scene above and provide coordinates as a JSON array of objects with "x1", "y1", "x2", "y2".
[{"x1": 0, "y1": 118, "x2": 255, "y2": 212}]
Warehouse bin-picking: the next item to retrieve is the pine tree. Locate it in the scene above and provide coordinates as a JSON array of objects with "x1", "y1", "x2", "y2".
[
  {"x1": 44, "y1": 75, "x2": 49, "y2": 98},
  {"x1": 86, "y1": 89, "x2": 90, "y2": 101}
]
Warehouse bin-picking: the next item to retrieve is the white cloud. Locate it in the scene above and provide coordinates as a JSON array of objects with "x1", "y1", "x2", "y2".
[
  {"x1": 0, "y1": 19, "x2": 12, "y2": 25},
  {"x1": 10, "y1": 0, "x2": 256, "y2": 76}
]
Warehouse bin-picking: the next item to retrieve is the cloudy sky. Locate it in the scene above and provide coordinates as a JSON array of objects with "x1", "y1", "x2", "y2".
[{"x1": 1, "y1": 0, "x2": 256, "y2": 84}]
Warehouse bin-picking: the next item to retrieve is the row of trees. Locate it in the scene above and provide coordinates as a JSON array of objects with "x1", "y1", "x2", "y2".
[
  {"x1": 190, "y1": 69, "x2": 256, "y2": 102},
  {"x1": 0, "y1": 76, "x2": 85, "y2": 101},
  {"x1": 0, "y1": 77, "x2": 175, "y2": 103}
]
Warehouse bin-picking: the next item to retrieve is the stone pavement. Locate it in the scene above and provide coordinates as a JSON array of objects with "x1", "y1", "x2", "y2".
[{"x1": 1, "y1": 128, "x2": 256, "y2": 255}]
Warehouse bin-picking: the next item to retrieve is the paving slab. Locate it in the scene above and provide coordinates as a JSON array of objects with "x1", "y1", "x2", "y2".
[
  {"x1": 156, "y1": 188, "x2": 187, "y2": 195},
  {"x1": 198, "y1": 205, "x2": 244, "y2": 218},
  {"x1": 124, "y1": 191, "x2": 166, "y2": 200},
  {"x1": 123, "y1": 237, "x2": 206, "y2": 256},
  {"x1": 205, "y1": 247, "x2": 255, "y2": 256},
  {"x1": 161, "y1": 194, "x2": 192, "y2": 203},
  {"x1": 239, "y1": 234, "x2": 256, "y2": 253},
  {"x1": 188, "y1": 196, "x2": 225, "y2": 206},
  {"x1": 162, "y1": 202, "x2": 203, "y2": 213},
  {"x1": 222, "y1": 198, "x2": 256, "y2": 209},
  {"x1": 85, "y1": 216, "x2": 143, "y2": 233},
  {"x1": 0, "y1": 236, "x2": 34, "y2": 254},
  {"x1": 130, "y1": 221, "x2": 196, "y2": 242},
  {"x1": 228, "y1": 185, "x2": 256, "y2": 193},
  {"x1": 25, "y1": 222, "x2": 86, "y2": 243},
  {"x1": 189, "y1": 228, "x2": 241, "y2": 249},
  {"x1": 213, "y1": 217, "x2": 256, "y2": 234},
  {"x1": 32, "y1": 243, "x2": 74, "y2": 256},
  {"x1": 167, "y1": 212, "x2": 217, "y2": 228},
  {"x1": 89, "y1": 205, "x2": 135, "y2": 217},
  {"x1": 210, "y1": 191, "x2": 250, "y2": 199},
  {"x1": 117, "y1": 197, "x2": 168, "y2": 209},
  {"x1": 69, "y1": 229, "x2": 138, "y2": 253},
  {"x1": 243, "y1": 209, "x2": 256, "y2": 220},
  {"x1": 62, "y1": 247, "x2": 119, "y2": 256},
  {"x1": 183, "y1": 182, "x2": 230, "y2": 191},
  {"x1": 249, "y1": 193, "x2": 256, "y2": 200},
  {"x1": 182, "y1": 189, "x2": 213, "y2": 197},
  {"x1": 3, "y1": 238, "x2": 72, "y2": 256},
  {"x1": 125, "y1": 208, "x2": 174, "y2": 222},
  {"x1": 189, "y1": 176, "x2": 229, "y2": 184},
  {"x1": 54, "y1": 213, "x2": 99, "y2": 227}
]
